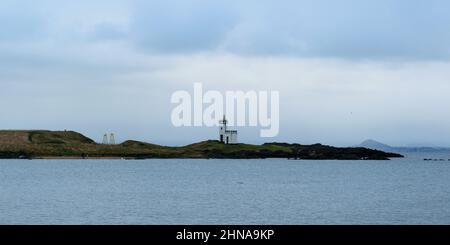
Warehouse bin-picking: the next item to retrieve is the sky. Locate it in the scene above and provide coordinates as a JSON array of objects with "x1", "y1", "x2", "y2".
[{"x1": 1, "y1": 0, "x2": 450, "y2": 146}]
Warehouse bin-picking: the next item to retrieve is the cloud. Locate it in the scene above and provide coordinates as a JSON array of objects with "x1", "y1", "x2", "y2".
[
  {"x1": 130, "y1": 0, "x2": 238, "y2": 54},
  {"x1": 0, "y1": 1, "x2": 48, "y2": 42},
  {"x1": 124, "y1": 0, "x2": 450, "y2": 59},
  {"x1": 89, "y1": 23, "x2": 128, "y2": 41},
  {"x1": 2, "y1": 0, "x2": 450, "y2": 59},
  {"x1": 221, "y1": 0, "x2": 450, "y2": 59}
]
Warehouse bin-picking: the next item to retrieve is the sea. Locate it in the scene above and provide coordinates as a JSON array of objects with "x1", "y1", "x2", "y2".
[{"x1": 1, "y1": 152, "x2": 450, "y2": 224}]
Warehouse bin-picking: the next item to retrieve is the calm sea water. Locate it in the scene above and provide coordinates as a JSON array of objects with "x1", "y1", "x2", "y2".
[{"x1": 1, "y1": 153, "x2": 450, "y2": 224}]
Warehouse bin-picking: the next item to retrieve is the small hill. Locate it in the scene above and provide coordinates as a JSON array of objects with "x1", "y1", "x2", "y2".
[
  {"x1": 120, "y1": 140, "x2": 163, "y2": 148},
  {"x1": 0, "y1": 130, "x2": 95, "y2": 145},
  {"x1": 358, "y1": 139, "x2": 394, "y2": 152},
  {"x1": 180, "y1": 140, "x2": 293, "y2": 159},
  {"x1": 357, "y1": 139, "x2": 450, "y2": 153},
  {"x1": 0, "y1": 130, "x2": 96, "y2": 158},
  {"x1": 29, "y1": 130, "x2": 95, "y2": 144}
]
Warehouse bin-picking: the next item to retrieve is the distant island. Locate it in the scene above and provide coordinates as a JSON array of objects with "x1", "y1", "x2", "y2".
[
  {"x1": 0, "y1": 130, "x2": 403, "y2": 160},
  {"x1": 357, "y1": 139, "x2": 450, "y2": 153}
]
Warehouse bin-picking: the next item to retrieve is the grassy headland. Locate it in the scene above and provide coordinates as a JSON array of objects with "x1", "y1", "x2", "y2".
[{"x1": 0, "y1": 130, "x2": 403, "y2": 160}]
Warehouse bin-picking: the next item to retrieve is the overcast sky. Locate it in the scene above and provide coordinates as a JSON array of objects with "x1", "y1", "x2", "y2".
[{"x1": 1, "y1": 0, "x2": 450, "y2": 146}]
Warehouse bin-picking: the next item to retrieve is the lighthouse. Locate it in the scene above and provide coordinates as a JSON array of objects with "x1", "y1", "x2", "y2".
[{"x1": 219, "y1": 115, "x2": 238, "y2": 144}]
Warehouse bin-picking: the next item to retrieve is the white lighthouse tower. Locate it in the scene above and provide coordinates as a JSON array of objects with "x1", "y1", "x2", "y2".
[{"x1": 219, "y1": 115, "x2": 238, "y2": 144}]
